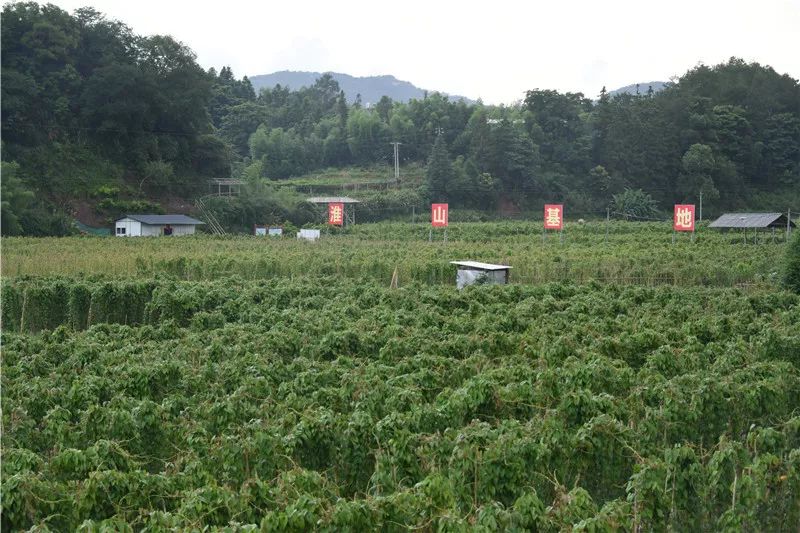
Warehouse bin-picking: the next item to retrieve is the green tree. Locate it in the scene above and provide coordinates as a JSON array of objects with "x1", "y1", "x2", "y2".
[
  {"x1": 758, "y1": 113, "x2": 800, "y2": 187},
  {"x1": 335, "y1": 90, "x2": 348, "y2": 130},
  {"x1": 678, "y1": 144, "x2": 720, "y2": 204},
  {"x1": 588, "y1": 164, "x2": 627, "y2": 197},
  {"x1": 425, "y1": 134, "x2": 453, "y2": 201},
  {"x1": 249, "y1": 125, "x2": 311, "y2": 179},
  {"x1": 375, "y1": 95, "x2": 393, "y2": 123},
  {"x1": 611, "y1": 188, "x2": 660, "y2": 220},
  {"x1": 79, "y1": 63, "x2": 159, "y2": 165},
  {"x1": 208, "y1": 66, "x2": 256, "y2": 128},
  {"x1": 487, "y1": 119, "x2": 539, "y2": 195},
  {"x1": 219, "y1": 102, "x2": 269, "y2": 157},
  {"x1": 711, "y1": 105, "x2": 752, "y2": 172},
  {"x1": 138, "y1": 160, "x2": 174, "y2": 194},
  {"x1": 449, "y1": 156, "x2": 498, "y2": 208},
  {"x1": 346, "y1": 109, "x2": 388, "y2": 164},
  {"x1": 322, "y1": 126, "x2": 351, "y2": 167},
  {"x1": 523, "y1": 89, "x2": 591, "y2": 175},
  {"x1": 591, "y1": 86, "x2": 612, "y2": 166},
  {"x1": 463, "y1": 108, "x2": 492, "y2": 173},
  {"x1": 191, "y1": 135, "x2": 231, "y2": 180}
]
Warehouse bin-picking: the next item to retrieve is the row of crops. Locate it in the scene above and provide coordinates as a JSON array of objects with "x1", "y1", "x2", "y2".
[
  {"x1": 1, "y1": 221, "x2": 786, "y2": 287},
  {"x1": 3, "y1": 276, "x2": 799, "y2": 530}
]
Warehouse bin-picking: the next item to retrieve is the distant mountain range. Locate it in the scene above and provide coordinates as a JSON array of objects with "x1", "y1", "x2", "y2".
[
  {"x1": 248, "y1": 71, "x2": 475, "y2": 105},
  {"x1": 248, "y1": 71, "x2": 669, "y2": 105},
  {"x1": 608, "y1": 81, "x2": 668, "y2": 97}
]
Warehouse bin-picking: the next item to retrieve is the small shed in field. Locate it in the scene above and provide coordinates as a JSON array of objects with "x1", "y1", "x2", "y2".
[
  {"x1": 708, "y1": 213, "x2": 795, "y2": 230},
  {"x1": 450, "y1": 261, "x2": 511, "y2": 289},
  {"x1": 115, "y1": 214, "x2": 205, "y2": 237},
  {"x1": 211, "y1": 178, "x2": 244, "y2": 196},
  {"x1": 708, "y1": 212, "x2": 795, "y2": 242},
  {"x1": 307, "y1": 196, "x2": 360, "y2": 225}
]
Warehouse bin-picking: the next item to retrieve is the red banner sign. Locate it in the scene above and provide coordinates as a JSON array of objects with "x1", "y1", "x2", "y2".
[
  {"x1": 673, "y1": 204, "x2": 695, "y2": 231},
  {"x1": 431, "y1": 203, "x2": 448, "y2": 227},
  {"x1": 328, "y1": 202, "x2": 344, "y2": 226},
  {"x1": 544, "y1": 204, "x2": 563, "y2": 230}
]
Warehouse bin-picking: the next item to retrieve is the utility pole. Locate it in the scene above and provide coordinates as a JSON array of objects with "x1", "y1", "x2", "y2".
[
  {"x1": 699, "y1": 191, "x2": 703, "y2": 222},
  {"x1": 390, "y1": 142, "x2": 402, "y2": 185}
]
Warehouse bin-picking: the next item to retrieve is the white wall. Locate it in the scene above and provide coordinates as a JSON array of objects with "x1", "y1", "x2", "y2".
[
  {"x1": 170, "y1": 224, "x2": 196, "y2": 235},
  {"x1": 141, "y1": 223, "x2": 197, "y2": 236},
  {"x1": 115, "y1": 218, "x2": 141, "y2": 237},
  {"x1": 115, "y1": 220, "x2": 198, "y2": 236},
  {"x1": 297, "y1": 229, "x2": 320, "y2": 241}
]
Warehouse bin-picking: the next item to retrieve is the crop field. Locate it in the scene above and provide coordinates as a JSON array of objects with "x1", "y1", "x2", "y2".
[
  {"x1": 2, "y1": 222, "x2": 799, "y2": 531},
  {"x1": 1, "y1": 221, "x2": 787, "y2": 286}
]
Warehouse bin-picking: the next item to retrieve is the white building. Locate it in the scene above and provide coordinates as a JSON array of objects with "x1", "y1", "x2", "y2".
[{"x1": 115, "y1": 214, "x2": 205, "y2": 237}]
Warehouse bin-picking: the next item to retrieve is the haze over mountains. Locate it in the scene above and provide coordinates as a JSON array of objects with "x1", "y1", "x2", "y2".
[
  {"x1": 608, "y1": 81, "x2": 668, "y2": 97},
  {"x1": 249, "y1": 70, "x2": 667, "y2": 104},
  {"x1": 248, "y1": 71, "x2": 476, "y2": 105}
]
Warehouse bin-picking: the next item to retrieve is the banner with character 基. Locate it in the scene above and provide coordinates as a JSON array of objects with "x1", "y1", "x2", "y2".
[
  {"x1": 544, "y1": 204, "x2": 563, "y2": 230},
  {"x1": 542, "y1": 203, "x2": 565, "y2": 243}
]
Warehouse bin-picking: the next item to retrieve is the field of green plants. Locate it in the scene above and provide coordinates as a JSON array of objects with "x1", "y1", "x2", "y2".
[
  {"x1": 1, "y1": 221, "x2": 787, "y2": 287},
  {"x1": 2, "y1": 222, "x2": 799, "y2": 531}
]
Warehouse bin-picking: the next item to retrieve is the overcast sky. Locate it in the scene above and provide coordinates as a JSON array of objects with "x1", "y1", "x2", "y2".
[{"x1": 46, "y1": 0, "x2": 800, "y2": 104}]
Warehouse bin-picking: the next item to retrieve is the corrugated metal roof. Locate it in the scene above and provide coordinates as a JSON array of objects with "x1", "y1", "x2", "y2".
[
  {"x1": 119, "y1": 214, "x2": 205, "y2": 225},
  {"x1": 450, "y1": 261, "x2": 512, "y2": 271},
  {"x1": 307, "y1": 196, "x2": 361, "y2": 203},
  {"x1": 708, "y1": 213, "x2": 789, "y2": 228}
]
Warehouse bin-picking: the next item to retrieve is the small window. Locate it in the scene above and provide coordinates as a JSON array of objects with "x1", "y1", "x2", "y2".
[{"x1": 116, "y1": 227, "x2": 126, "y2": 235}]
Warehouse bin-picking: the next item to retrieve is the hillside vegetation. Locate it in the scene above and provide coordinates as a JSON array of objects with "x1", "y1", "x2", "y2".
[{"x1": 2, "y1": 2, "x2": 799, "y2": 237}]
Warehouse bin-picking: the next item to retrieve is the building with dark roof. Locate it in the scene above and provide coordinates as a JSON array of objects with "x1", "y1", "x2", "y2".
[
  {"x1": 115, "y1": 214, "x2": 205, "y2": 237},
  {"x1": 708, "y1": 212, "x2": 795, "y2": 243},
  {"x1": 708, "y1": 213, "x2": 795, "y2": 229}
]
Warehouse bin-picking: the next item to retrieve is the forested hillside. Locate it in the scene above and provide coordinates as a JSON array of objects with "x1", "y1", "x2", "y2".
[{"x1": 2, "y1": 2, "x2": 799, "y2": 236}]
